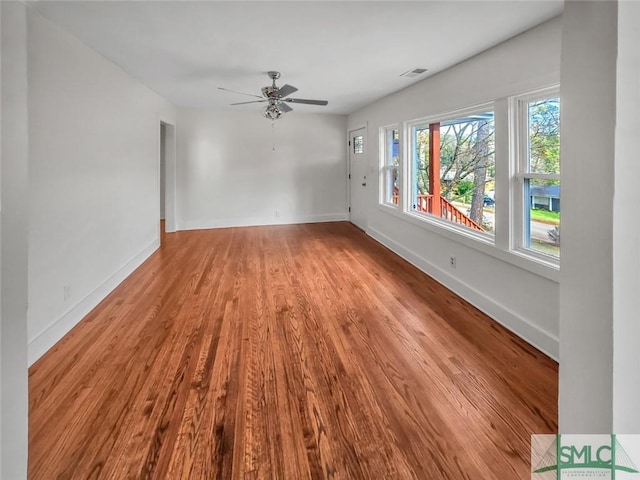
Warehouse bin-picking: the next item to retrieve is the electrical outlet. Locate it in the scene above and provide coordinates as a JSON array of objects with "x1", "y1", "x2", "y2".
[
  {"x1": 275, "y1": 210, "x2": 280, "y2": 218},
  {"x1": 63, "y1": 284, "x2": 71, "y2": 301},
  {"x1": 449, "y1": 256, "x2": 456, "y2": 268}
]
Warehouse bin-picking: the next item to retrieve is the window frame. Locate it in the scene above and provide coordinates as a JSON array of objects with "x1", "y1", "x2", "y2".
[
  {"x1": 404, "y1": 102, "x2": 496, "y2": 242},
  {"x1": 379, "y1": 125, "x2": 401, "y2": 209},
  {"x1": 510, "y1": 86, "x2": 560, "y2": 263},
  {"x1": 370, "y1": 92, "x2": 561, "y2": 282}
]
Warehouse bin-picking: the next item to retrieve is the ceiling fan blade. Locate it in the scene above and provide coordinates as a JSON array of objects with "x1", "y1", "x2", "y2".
[
  {"x1": 218, "y1": 87, "x2": 264, "y2": 99},
  {"x1": 282, "y1": 98, "x2": 328, "y2": 106},
  {"x1": 230, "y1": 100, "x2": 267, "y2": 105},
  {"x1": 278, "y1": 102, "x2": 293, "y2": 113},
  {"x1": 276, "y1": 84, "x2": 298, "y2": 98}
]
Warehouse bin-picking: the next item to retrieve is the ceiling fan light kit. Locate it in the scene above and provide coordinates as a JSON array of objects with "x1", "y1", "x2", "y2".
[
  {"x1": 219, "y1": 71, "x2": 328, "y2": 120},
  {"x1": 263, "y1": 103, "x2": 283, "y2": 120}
]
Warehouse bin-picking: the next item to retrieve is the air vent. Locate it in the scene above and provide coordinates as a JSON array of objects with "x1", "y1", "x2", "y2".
[{"x1": 400, "y1": 68, "x2": 428, "y2": 78}]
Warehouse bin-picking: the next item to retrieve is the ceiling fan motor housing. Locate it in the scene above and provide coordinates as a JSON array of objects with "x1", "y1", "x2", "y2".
[
  {"x1": 263, "y1": 71, "x2": 283, "y2": 98},
  {"x1": 262, "y1": 86, "x2": 278, "y2": 98}
]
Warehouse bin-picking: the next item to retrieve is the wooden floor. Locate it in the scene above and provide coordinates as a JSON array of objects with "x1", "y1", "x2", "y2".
[{"x1": 29, "y1": 222, "x2": 557, "y2": 479}]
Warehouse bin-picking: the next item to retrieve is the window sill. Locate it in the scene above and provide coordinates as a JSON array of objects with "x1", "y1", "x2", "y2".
[{"x1": 376, "y1": 203, "x2": 559, "y2": 282}]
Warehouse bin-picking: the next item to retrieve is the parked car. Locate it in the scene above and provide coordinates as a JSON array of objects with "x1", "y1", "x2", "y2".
[
  {"x1": 548, "y1": 226, "x2": 560, "y2": 246},
  {"x1": 483, "y1": 195, "x2": 495, "y2": 206}
]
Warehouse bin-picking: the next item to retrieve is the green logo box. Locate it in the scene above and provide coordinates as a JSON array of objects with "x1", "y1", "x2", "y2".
[{"x1": 532, "y1": 434, "x2": 640, "y2": 479}]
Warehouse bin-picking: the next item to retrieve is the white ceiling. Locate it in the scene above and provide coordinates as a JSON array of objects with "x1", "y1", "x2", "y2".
[{"x1": 28, "y1": 1, "x2": 563, "y2": 115}]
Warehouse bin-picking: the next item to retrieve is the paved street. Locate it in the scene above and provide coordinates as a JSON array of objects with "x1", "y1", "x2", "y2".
[{"x1": 530, "y1": 219, "x2": 556, "y2": 243}]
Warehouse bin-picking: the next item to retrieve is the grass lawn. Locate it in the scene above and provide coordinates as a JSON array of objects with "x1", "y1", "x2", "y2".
[
  {"x1": 530, "y1": 239, "x2": 560, "y2": 257},
  {"x1": 530, "y1": 209, "x2": 560, "y2": 226}
]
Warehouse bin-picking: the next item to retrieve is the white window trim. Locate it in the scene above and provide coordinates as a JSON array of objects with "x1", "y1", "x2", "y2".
[
  {"x1": 405, "y1": 101, "x2": 495, "y2": 127},
  {"x1": 510, "y1": 85, "x2": 560, "y2": 264},
  {"x1": 379, "y1": 125, "x2": 401, "y2": 208}
]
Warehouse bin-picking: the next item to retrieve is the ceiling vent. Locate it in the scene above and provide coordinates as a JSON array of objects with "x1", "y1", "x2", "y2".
[{"x1": 400, "y1": 68, "x2": 428, "y2": 78}]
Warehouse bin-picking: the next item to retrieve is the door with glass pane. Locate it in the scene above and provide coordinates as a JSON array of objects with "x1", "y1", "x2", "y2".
[{"x1": 349, "y1": 128, "x2": 367, "y2": 230}]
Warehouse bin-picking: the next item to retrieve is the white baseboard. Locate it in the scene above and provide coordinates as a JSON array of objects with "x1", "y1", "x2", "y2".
[
  {"x1": 367, "y1": 226, "x2": 559, "y2": 361},
  {"x1": 28, "y1": 239, "x2": 160, "y2": 365},
  {"x1": 177, "y1": 212, "x2": 349, "y2": 231}
]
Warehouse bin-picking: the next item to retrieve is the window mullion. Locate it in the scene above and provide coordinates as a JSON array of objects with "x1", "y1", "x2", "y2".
[{"x1": 494, "y1": 98, "x2": 510, "y2": 251}]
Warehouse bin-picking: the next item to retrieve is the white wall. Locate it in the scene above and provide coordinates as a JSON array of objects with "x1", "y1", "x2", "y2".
[
  {"x1": 177, "y1": 108, "x2": 347, "y2": 230},
  {"x1": 347, "y1": 17, "x2": 562, "y2": 359},
  {"x1": 1, "y1": 6, "x2": 3, "y2": 475},
  {"x1": 612, "y1": 0, "x2": 640, "y2": 433},
  {"x1": 559, "y1": 0, "x2": 640, "y2": 434},
  {"x1": 1, "y1": 2, "x2": 3, "y2": 470},
  {"x1": 1, "y1": 2, "x2": 29, "y2": 477},
  {"x1": 558, "y1": 0, "x2": 617, "y2": 434},
  {"x1": 27, "y1": 9, "x2": 176, "y2": 364}
]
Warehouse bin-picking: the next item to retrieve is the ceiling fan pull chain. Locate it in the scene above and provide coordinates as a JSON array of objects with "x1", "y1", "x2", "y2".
[{"x1": 272, "y1": 120, "x2": 276, "y2": 151}]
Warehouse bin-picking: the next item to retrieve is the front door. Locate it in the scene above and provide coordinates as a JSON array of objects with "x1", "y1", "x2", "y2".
[{"x1": 349, "y1": 128, "x2": 367, "y2": 230}]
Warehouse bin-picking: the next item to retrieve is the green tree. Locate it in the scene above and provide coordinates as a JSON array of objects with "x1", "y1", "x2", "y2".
[
  {"x1": 529, "y1": 98, "x2": 560, "y2": 185},
  {"x1": 454, "y1": 179, "x2": 474, "y2": 203}
]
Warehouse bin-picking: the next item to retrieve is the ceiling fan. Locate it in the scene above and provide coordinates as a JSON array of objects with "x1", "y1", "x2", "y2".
[{"x1": 218, "y1": 71, "x2": 328, "y2": 120}]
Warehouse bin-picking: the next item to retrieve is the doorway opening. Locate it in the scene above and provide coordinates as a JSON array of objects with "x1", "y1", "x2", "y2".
[{"x1": 160, "y1": 121, "x2": 177, "y2": 239}]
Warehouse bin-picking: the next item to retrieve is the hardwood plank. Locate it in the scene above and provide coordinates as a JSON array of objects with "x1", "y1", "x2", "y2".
[{"x1": 29, "y1": 222, "x2": 558, "y2": 479}]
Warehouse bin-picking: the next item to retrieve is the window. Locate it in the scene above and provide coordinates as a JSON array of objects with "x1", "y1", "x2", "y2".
[
  {"x1": 373, "y1": 89, "x2": 560, "y2": 275},
  {"x1": 380, "y1": 127, "x2": 400, "y2": 206},
  {"x1": 514, "y1": 91, "x2": 560, "y2": 258},
  {"x1": 353, "y1": 135, "x2": 364, "y2": 154},
  {"x1": 409, "y1": 108, "x2": 495, "y2": 235}
]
